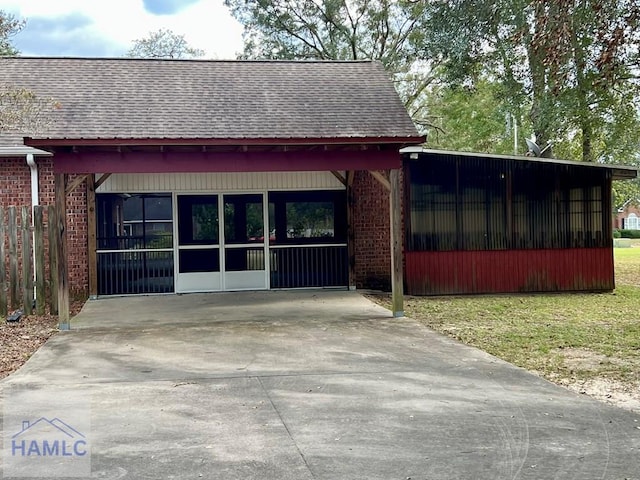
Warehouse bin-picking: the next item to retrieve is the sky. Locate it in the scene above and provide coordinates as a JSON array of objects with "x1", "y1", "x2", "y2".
[{"x1": 0, "y1": 0, "x2": 245, "y2": 59}]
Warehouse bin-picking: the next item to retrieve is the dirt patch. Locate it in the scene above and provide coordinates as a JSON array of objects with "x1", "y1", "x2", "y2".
[
  {"x1": 553, "y1": 347, "x2": 640, "y2": 413},
  {"x1": 0, "y1": 301, "x2": 85, "y2": 380},
  {"x1": 562, "y1": 377, "x2": 640, "y2": 414},
  {"x1": 0, "y1": 313, "x2": 58, "y2": 379},
  {"x1": 557, "y1": 347, "x2": 609, "y2": 370}
]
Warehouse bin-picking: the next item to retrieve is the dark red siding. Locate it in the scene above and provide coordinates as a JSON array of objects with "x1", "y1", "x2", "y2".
[{"x1": 405, "y1": 248, "x2": 614, "y2": 295}]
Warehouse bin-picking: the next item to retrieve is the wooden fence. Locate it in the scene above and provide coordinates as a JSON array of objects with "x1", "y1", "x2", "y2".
[{"x1": 0, "y1": 205, "x2": 58, "y2": 317}]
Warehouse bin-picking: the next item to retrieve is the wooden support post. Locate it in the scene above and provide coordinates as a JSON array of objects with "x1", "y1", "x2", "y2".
[
  {"x1": 21, "y1": 207, "x2": 33, "y2": 315},
  {"x1": 86, "y1": 174, "x2": 98, "y2": 298},
  {"x1": 389, "y1": 169, "x2": 404, "y2": 317},
  {"x1": 34, "y1": 206, "x2": 46, "y2": 315},
  {"x1": 48, "y1": 206, "x2": 59, "y2": 315},
  {"x1": 55, "y1": 173, "x2": 70, "y2": 330},
  {"x1": 346, "y1": 171, "x2": 356, "y2": 289}
]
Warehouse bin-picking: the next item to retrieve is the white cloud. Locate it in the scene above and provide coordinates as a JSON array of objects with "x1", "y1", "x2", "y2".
[{"x1": 1, "y1": 0, "x2": 244, "y2": 58}]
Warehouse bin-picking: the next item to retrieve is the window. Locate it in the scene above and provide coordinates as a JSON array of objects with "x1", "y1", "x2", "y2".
[
  {"x1": 96, "y1": 193, "x2": 174, "y2": 295},
  {"x1": 627, "y1": 213, "x2": 639, "y2": 230},
  {"x1": 224, "y1": 194, "x2": 264, "y2": 244},
  {"x1": 97, "y1": 194, "x2": 173, "y2": 250},
  {"x1": 177, "y1": 195, "x2": 219, "y2": 245},
  {"x1": 407, "y1": 156, "x2": 609, "y2": 252},
  {"x1": 268, "y1": 191, "x2": 346, "y2": 244},
  {"x1": 267, "y1": 190, "x2": 348, "y2": 288}
]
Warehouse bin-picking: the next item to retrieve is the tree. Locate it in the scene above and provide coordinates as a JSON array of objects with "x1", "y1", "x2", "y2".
[
  {"x1": 0, "y1": 86, "x2": 60, "y2": 134},
  {"x1": 425, "y1": 78, "x2": 531, "y2": 155},
  {"x1": 128, "y1": 29, "x2": 205, "y2": 59},
  {"x1": 0, "y1": 10, "x2": 24, "y2": 56},
  {"x1": 613, "y1": 177, "x2": 640, "y2": 212},
  {"x1": 0, "y1": 11, "x2": 59, "y2": 134},
  {"x1": 424, "y1": 0, "x2": 640, "y2": 163},
  {"x1": 224, "y1": 0, "x2": 439, "y2": 131}
]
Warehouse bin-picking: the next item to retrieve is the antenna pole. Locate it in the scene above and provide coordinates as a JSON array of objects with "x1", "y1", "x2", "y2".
[{"x1": 513, "y1": 114, "x2": 518, "y2": 155}]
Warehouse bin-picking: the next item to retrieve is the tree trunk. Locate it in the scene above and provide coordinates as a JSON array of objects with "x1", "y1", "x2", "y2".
[{"x1": 527, "y1": 2, "x2": 554, "y2": 158}]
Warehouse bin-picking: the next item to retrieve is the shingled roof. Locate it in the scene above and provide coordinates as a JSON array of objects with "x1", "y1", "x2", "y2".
[{"x1": 0, "y1": 57, "x2": 421, "y2": 144}]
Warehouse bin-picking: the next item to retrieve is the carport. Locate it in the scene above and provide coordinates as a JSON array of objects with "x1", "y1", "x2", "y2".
[{"x1": 0, "y1": 57, "x2": 424, "y2": 327}]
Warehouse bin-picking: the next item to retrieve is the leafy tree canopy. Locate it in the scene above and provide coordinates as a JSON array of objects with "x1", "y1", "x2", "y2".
[
  {"x1": 0, "y1": 10, "x2": 24, "y2": 56},
  {"x1": 424, "y1": 0, "x2": 640, "y2": 162},
  {"x1": 128, "y1": 28, "x2": 205, "y2": 59}
]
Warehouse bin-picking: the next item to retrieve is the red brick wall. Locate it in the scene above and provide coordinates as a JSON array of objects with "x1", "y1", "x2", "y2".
[
  {"x1": 352, "y1": 170, "x2": 400, "y2": 291},
  {"x1": 0, "y1": 157, "x2": 88, "y2": 298}
]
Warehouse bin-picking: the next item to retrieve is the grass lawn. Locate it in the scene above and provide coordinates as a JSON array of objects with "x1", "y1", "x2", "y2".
[{"x1": 371, "y1": 243, "x2": 640, "y2": 394}]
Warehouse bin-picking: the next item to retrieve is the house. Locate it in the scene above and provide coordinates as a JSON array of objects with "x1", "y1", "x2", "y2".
[
  {"x1": 0, "y1": 57, "x2": 421, "y2": 316},
  {"x1": 614, "y1": 199, "x2": 640, "y2": 231},
  {"x1": 0, "y1": 57, "x2": 637, "y2": 314}
]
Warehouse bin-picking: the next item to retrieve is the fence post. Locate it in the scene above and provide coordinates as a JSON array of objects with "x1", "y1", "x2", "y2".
[
  {"x1": 0, "y1": 207, "x2": 6, "y2": 316},
  {"x1": 48, "y1": 205, "x2": 59, "y2": 315},
  {"x1": 8, "y1": 207, "x2": 18, "y2": 310},
  {"x1": 34, "y1": 206, "x2": 46, "y2": 315},
  {"x1": 21, "y1": 207, "x2": 33, "y2": 315}
]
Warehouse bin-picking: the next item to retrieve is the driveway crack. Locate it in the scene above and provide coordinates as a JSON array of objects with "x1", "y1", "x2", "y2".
[{"x1": 256, "y1": 376, "x2": 316, "y2": 479}]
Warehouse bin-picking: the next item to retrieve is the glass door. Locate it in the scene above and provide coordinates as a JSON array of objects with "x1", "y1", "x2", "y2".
[
  {"x1": 222, "y1": 193, "x2": 268, "y2": 290},
  {"x1": 176, "y1": 195, "x2": 221, "y2": 293}
]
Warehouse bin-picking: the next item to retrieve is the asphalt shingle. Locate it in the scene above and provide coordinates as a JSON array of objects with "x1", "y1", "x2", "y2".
[{"x1": 0, "y1": 57, "x2": 419, "y2": 142}]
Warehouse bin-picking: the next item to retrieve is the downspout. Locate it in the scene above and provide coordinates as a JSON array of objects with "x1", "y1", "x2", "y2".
[
  {"x1": 26, "y1": 154, "x2": 38, "y2": 293},
  {"x1": 26, "y1": 154, "x2": 39, "y2": 213}
]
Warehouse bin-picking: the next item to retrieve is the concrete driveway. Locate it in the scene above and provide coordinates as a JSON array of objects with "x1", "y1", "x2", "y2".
[{"x1": 2, "y1": 290, "x2": 640, "y2": 479}]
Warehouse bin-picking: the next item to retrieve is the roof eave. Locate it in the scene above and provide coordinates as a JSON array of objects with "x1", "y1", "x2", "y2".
[
  {"x1": 401, "y1": 147, "x2": 638, "y2": 181},
  {"x1": 0, "y1": 146, "x2": 53, "y2": 157},
  {"x1": 26, "y1": 136, "x2": 426, "y2": 148}
]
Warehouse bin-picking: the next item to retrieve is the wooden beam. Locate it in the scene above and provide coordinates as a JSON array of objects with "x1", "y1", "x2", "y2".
[
  {"x1": 87, "y1": 174, "x2": 98, "y2": 298},
  {"x1": 369, "y1": 170, "x2": 391, "y2": 192},
  {"x1": 389, "y1": 169, "x2": 404, "y2": 317},
  {"x1": 65, "y1": 174, "x2": 89, "y2": 195},
  {"x1": 94, "y1": 173, "x2": 112, "y2": 190},
  {"x1": 55, "y1": 173, "x2": 70, "y2": 330},
  {"x1": 53, "y1": 150, "x2": 401, "y2": 174},
  {"x1": 330, "y1": 170, "x2": 347, "y2": 186},
  {"x1": 346, "y1": 171, "x2": 356, "y2": 289}
]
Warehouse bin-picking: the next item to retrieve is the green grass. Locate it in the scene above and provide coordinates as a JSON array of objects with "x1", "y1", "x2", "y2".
[
  {"x1": 614, "y1": 241, "x2": 640, "y2": 287},
  {"x1": 371, "y1": 245, "x2": 640, "y2": 384}
]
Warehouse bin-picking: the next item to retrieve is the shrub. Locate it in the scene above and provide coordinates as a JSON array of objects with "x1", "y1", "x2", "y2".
[
  {"x1": 619, "y1": 229, "x2": 640, "y2": 239},
  {"x1": 613, "y1": 229, "x2": 622, "y2": 238}
]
